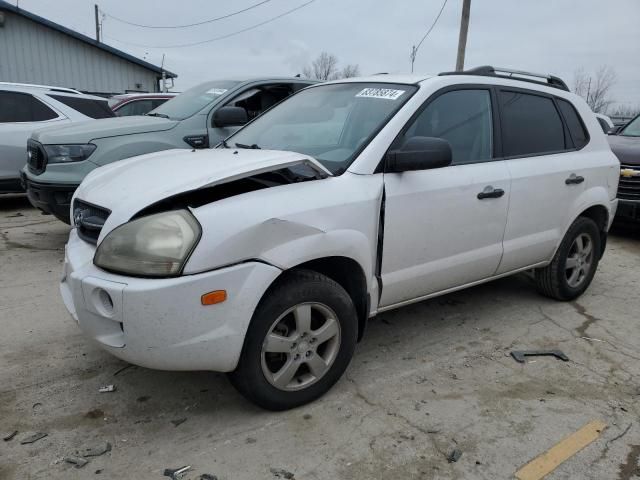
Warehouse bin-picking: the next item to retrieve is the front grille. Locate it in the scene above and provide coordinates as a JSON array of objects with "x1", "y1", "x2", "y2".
[
  {"x1": 618, "y1": 164, "x2": 640, "y2": 201},
  {"x1": 27, "y1": 140, "x2": 47, "y2": 175},
  {"x1": 73, "y1": 199, "x2": 110, "y2": 245}
]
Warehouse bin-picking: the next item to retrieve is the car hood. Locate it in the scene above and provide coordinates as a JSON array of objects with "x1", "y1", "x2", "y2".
[
  {"x1": 607, "y1": 135, "x2": 640, "y2": 166},
  {"x1": 73, "y1": 148, "x2": 332, "y2": 239},
  {"x1": 32, "y1": 116, "x2": 178, "y2": 144}
]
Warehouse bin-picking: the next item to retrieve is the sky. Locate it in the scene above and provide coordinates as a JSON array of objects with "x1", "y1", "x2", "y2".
[{"x1": 10, "y1": 0, "x2": 640, "y2": 109}]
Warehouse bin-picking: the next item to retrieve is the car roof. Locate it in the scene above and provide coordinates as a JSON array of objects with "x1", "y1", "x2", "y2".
[
  {"x1": 111, "y1": 93, "x2": 179, "y2": 100},
  {"x1": 322, "y1": 74, "x2": 433, "y2": 86},
  {"x1": 0, "y1": 84, "x2": 107, "y2": 101}
]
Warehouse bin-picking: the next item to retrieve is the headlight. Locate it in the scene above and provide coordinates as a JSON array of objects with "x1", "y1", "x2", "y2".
[
  {"x1": 44, "y1": 144, "x2": 96, "y2": 163},
  {"x1": 94, "y1": 210, "x2": 201, "y2": 277}
]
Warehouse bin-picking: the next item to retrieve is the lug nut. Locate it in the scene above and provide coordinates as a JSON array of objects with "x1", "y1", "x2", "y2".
[
  {"x1": 294, "y1": 354, "x2": 300, "y2": 360},
  {"x1": 291, "y1": 343, "x2": 297, "y2": 350},
  {"x1": 306, "y1": 351, "x2": 311, "y2": 357}
]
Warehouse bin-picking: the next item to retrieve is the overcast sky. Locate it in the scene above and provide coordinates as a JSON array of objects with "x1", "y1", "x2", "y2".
[{"x1": 12, "y1": 0, "x2": 640, "y2": 108}]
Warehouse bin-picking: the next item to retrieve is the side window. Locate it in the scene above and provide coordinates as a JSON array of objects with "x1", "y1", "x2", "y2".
[
  {"x1": 224, "y1": 84, "x2": 293, "y2": 122},
  {"x1": 47, "y1": 95, "x2": 115, "y2": 119},
  {"x1": 0, "y1": 91, "x2": 58, "y2": 123},
  {"x1": 402, "y1": 89, "x2": 493, "y2": 164},
  {"x1": 556, "y1": 98, "x2": 589, "y2": 148},
  {"x1": 115, "y1": 99, "x2": 154, "y2": 116},
  {"x1": 596, "y1": 117, "x2": 610, "y2": 134},
  {"x1": 499, "y1": 90, "x2": 566, "y2": 156}
]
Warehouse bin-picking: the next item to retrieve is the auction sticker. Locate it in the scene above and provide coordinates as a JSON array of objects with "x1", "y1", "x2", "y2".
[{"x1": 356, "y1": 88, "x2": 405, "y2": 100}]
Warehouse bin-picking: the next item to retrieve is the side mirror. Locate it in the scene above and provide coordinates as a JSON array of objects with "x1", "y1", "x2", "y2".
[
  {"x1": 212, "y1": 106, "x2": 248, "y2": 128},
  {"x1": 385, "y1": 137, "x2": 452, "y2": 173},
  {"x1": 608, "y1": 125, "x2": 622, "y2": 135}
]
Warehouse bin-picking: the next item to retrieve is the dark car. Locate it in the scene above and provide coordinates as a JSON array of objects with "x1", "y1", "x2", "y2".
[{"x1": 608, "y1": 114, "x2": 640, "y2": 222}]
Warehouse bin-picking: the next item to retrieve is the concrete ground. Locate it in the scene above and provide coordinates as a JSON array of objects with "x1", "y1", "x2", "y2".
[{"x1": 1, "y1": 194, "x2": 639, "y2": 480}]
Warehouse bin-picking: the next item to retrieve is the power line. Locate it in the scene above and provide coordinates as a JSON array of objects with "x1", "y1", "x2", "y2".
[
  {"x1": 102, "y1": 0, "x2": 274, "y2": 29},
  {"x1": 410, "y1": 0, "x2": 449, "y2": 73},
  {"x1": 102, "y1": 0, "x2": 316, "y2": 49}
]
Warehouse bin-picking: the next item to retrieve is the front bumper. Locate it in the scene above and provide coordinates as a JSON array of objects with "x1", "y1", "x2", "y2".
[
  {"x1": 615, "y1": 198, "x2": 640, "y2": 222},
  {"x1": 60, "y1": 230, "x2": 282, "y2": 372},
  {"x1": 23, "y1": 172, "x2": 77, "y2": 224}
]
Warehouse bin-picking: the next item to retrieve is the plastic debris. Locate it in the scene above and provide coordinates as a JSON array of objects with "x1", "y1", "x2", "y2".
[
  {"x1": 80, "y1": 441, "x2": 112, "y2": 457},
  {"x1": 20, "y1": 432, "x2": 47, "y2": 444},
  {"x1": 3, "y1": 430, "x2": 18, "y2": 441},
  {"x1": 171, "y1": 418, "x2": 187, "y2": 427},
  {"x1": 447, "y1": 448, "x2": 462, "y2": 463},
  {"x1": 98, "y1": 385, "x2": 116, "y2": 393},
  {"x1": 270, "y1": 467, "x2": 295, "y2": 479},
  {"x1": 199, "y1": 475, "x2": 218, "y2": 480},
  {"x1": 64, "y1": 456, "x2": 89, "y2": 468}
]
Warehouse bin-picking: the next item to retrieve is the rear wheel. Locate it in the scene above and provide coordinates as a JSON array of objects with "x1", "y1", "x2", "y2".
[
  {"x1": 229, "y1": 270, "x2": 358, "y2": 410},
  {"x1": 535, "y1": 216, "x2": 601, "y2": 301}
]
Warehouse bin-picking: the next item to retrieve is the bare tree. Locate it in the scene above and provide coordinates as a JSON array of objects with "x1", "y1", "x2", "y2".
[
  {"x1": 573, "y1": 66, "x2": 617, "y2": 113},
  {"x1": 302, "y1": 52, "x2": 360, "y2": 80},
  {"x1": 340, "y1": 64, "x2": 360, "y2": 78}
]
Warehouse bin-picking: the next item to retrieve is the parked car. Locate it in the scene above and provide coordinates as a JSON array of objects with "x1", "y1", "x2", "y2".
[
  {"x1": 22, "y1": 77, "x2": 316, "y2": 223},
  {"x1": 0, "y1": 82, "x2": 113, "y2": 194},
  {"x1": 109, "y1": 93, "x2": 178, "y2": 116},
  {"x1": 595, "y1": 113, "x2": 614, "y2": 133},
  {"x1": 608, "y1": 113, "x2": 640, "y2": 222},
  {"x1": 62, "y1": 67, "x2": 619, "y2": 410}
]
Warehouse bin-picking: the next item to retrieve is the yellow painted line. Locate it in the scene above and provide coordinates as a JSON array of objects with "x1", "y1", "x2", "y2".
[{"x1": 515, "y1": 420, "x2": 607, "y2": 480}]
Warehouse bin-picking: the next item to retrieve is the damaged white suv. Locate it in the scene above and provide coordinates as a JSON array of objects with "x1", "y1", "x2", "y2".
[{"x1": 62, "y1": 67, "x2": 619, "y2": 410}]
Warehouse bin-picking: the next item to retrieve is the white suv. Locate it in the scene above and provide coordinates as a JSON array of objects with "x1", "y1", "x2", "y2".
[
  {"x1": 0, "y1": 83, "x2": 114, "y2": 193},
  {"x1": 61, "y1": 67, "x2": 619, "y2": 410}
]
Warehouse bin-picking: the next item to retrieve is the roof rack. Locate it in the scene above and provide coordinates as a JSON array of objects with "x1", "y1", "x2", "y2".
[
  {"x1": 0, "y1": 81, "x2": 81, "y2": 94},
  {"x1": 438, "y1": 66, "x2": 569, "y2": 91}
]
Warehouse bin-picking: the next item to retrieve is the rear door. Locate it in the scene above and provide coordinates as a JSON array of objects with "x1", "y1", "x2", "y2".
[
  {"x1": 380, "y1": 87, "x2": 511, "y2": 307},
  {"x1": 496, "y1": 89, "x2": 587, "y2": 273}
]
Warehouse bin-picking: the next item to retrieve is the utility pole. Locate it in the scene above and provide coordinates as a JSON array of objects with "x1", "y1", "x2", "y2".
[
  {"x1": 94, "y1": 4, "x2": 100, "y2": 43},
  {"x1": 455, "y1": 0, "x2": 471, "y2": 71}
]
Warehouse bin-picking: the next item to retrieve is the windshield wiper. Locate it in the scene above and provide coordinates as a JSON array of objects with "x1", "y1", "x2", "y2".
[
  {"x1": 146, "y1": 112, "x2": 170, "y2": 119},
  {"x1": 235, "y1": 142, "x2": 261, "y2": 149}
]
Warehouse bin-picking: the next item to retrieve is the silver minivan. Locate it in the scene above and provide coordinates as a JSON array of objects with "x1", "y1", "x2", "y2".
[{"x1": 23, "y1": 77, "x2": 316, "y2": 223}]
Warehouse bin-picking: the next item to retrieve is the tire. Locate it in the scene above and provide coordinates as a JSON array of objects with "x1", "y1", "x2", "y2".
[
  {"x1": 228, "y1": 269, "x2": 358, "y2": 411},
  {"x1": 535, "y1": 216, "x2": 601, "y2": 301}
]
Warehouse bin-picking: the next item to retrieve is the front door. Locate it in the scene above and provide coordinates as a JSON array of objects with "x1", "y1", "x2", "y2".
[{"x1": 380, "y1": 88, "x2": 510, "y2": 308}]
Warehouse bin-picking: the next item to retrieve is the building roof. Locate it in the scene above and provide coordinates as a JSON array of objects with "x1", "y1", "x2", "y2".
[{"x1": 0, "y1": 0, "x2": 176, "y2": 78}]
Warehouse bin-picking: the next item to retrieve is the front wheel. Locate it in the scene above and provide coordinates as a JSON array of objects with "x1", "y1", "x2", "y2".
[
  {"x1": 228, "y1": 270, "x2": 358, "y2": 411},
  {"x1": 535, "y1": 216, "x2": 601, "y2": 301}
]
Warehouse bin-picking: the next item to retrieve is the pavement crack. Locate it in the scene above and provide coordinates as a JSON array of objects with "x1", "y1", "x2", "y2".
[{"x1": 572, "y1": 301, "x2": 601, "y2": 337}]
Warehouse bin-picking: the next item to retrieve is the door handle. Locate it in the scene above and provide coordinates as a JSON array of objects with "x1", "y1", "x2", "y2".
[
  {"x1": 477, "y1": 186, "x2": 505, "y2": 200},
  {"x1": 565, "y1": 173, "x2": 584, "y2": 185}
]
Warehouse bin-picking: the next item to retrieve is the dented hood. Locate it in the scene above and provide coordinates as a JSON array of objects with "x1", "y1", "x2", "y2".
[{"x1": 74, "y1": 148, "x2": 331, "y2": 236}]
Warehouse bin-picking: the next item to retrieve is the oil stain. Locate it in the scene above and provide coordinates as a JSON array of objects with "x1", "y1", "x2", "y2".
[
  {"x1": 619, "y1": 445, "x2": 640, "y2": 480},
  {"x1": 572, "y1": 301, "x2": 601, "y2": 337}
]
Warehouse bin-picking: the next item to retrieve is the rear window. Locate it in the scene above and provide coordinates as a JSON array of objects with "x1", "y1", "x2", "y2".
[
  {"x1": 556, "y1": 98, "x2": 589, "y2": 148},
  {"x1": 48, "y1": 95, "x2": 115, "y2": 119},
  {"x1": 499, "y1": 90, "x2": 566, "y2": 157},
  {"x1": 0, "y1": 91, "x2": 58, "y2": 122}
]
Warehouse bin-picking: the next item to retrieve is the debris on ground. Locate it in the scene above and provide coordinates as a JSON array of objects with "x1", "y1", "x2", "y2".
[
  {"x1": 510, "y1": 350, "x2": 569, "y2": 363},
  {"x1": 64, "y1": 456, "x2": 88, "y2": 468},
  {"x1": 79, "y1": 441, "x2": 112, "y2": 457},
  {"x1": 3, "y1": 430, "x2": 18, "y2": 441},
  {"x1": 199, "y1": 474, "x2": 218, "y2": 480},
  {"x1": 98, "y1": 385, "x2": 116, "y2": 393},
  {"x1": 245, "y1": 437, "x2": 257, "y2": 444},
  {"x1": 113, "y1": 364, "x2": 135, "y2": 376},
  {"x1": 171, "y1": 418, "x2": 187, "y2": 427},
  {"x1": 163, "y1": 465, "x2": 192, "y2": 479},
  {"x1": 20, "y1": 432, "x2": 47, "y2": 444},
  {"x1": 270, "y1": 467, "x2": 295, "y2": 479},
  {"x1": 447, "y1": 448, "x2": 463, "y2": 463}
]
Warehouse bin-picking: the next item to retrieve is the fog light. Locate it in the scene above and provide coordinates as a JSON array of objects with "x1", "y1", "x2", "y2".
[{"x1": 94, "y1": 288, "x2": 114, "y2": 316}]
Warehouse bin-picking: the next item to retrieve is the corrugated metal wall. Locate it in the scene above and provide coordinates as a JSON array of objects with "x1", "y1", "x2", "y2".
[{"x1": 0, "y1": 11, "x2": 160, "y2": 95}]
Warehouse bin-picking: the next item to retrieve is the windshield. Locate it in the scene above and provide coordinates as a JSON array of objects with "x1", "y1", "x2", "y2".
[
  {"x1": 621, "y1": 115, "x2": 640, "y2": 137},
  {"x1": 227, "y1": 82, "x2": 417, "y2": 174},
  {"x1": 151, "y1": 80, "x2": 240, "y2": 120}
]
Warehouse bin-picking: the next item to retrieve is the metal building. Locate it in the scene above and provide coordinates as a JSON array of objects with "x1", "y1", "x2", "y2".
[{"x1": 0, "y1": 1, "x2": 176, "y2": 96}]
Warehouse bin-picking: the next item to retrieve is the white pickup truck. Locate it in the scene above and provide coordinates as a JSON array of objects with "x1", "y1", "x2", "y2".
[{"x1": 61, "y1": 67, "x2": 619, "y2": 410}]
